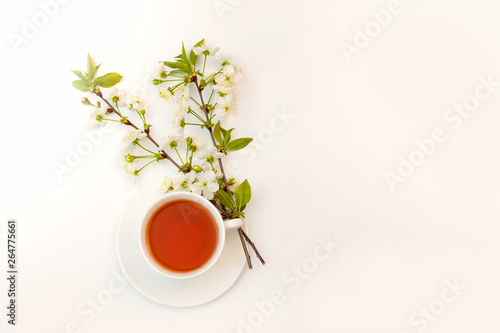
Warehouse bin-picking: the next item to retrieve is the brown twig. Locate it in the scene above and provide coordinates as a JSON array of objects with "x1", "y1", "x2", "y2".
[
  {"x1": 241, "y1": 229, "x2": 266, "y2": 265},
  {"x1": 238, "y1": 227, "x2": 252, "y2": 269},
  {"x1": 211, "y1": 200, "x2": 230, "y2": 218},
  {"x1": 94, "y1": 91, "x2": 182, "y2": 170}
]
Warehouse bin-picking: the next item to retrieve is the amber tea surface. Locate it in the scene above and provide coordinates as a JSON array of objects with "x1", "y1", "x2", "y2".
[{"x1": 146, "y1": 199, "x2": 218, "y2": 272}]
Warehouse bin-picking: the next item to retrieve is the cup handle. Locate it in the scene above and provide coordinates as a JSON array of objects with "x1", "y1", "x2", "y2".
[{"x1": 223, "y1": 218, "x2": 243, "y2": 231}]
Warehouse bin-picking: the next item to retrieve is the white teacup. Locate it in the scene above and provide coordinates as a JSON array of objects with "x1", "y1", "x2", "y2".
[{"x1": 139, "y1": 192, "x2": 243, "y2": 279}]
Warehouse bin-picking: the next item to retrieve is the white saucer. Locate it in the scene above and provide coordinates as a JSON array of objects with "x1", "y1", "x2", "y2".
[{"x1": 116, "y1": 178, "x2": 247, "y2": 307}]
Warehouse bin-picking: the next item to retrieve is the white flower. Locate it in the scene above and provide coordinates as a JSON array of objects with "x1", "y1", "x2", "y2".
[
  {"x1": 214, "y1": 95, "x2": 237, "y2": 121},
  {"x1": 88, "y1": 106, "x2": 107, "y2": 128},
  {"x1": 172, "y1": 114, "x2": 185, "y2": 135},
  {"x1": 153, "y1": 62, "x2": 165, "y2": 79},
  {"x1": 193, "y1": 42, "x2": 220, "y2": 56},
  {"x1": 174, "y1": 104, "x2": 189, "y2": 118},
  {"x1": 199, "y1": 146, "x2": 224, "y2": 160},
  {"x1": 215, "y1": 53, "x2": 233, "y2": 66},
  {"x1": 186, "y1": 170, "x2": 198, "y2": 184},
  {"x1": 160, "y1": 173, "x2": 187, "y2": 193},
  {"x1": 118, "y1": 149, "x2": 137, "y2": 172},
  {"x1": 213, "y1": 84, "x2": 234, "y2": 95},
  {"x1": 158, "y1": 84, "x2": 173, "y2": 102},
  {"x1": 223, "y1": 65, "x2": 235, "y2": 76},
  {"x1": 188, "y1": 137, "x2": 205, "y2": 153},
  {"x1": 125, "y1": 95, "x2": 140, "y2": 108},
  {"x1": 190, "y1": 170, "x2": 219, "y2": 199},
  {"x1": 228, "y1": 178, "x2": 241, "y2": 193},
  {"x1": 124, "y1": 170, "x2": 137, "y2": 184},
  {"x1": 215, "y1": 67, "x2": 242, "y2": 88},
  {"x1": 132, "y1": 101, "x2": 146, "y2": 112},
  {"x1": 174, "y1": 84, "x2": 191, "y2": 102},
  {"x1": 214, "y1": 94, "x2": 232, "y2": 115},
  {"x1": 122, "y1": 129, "x2": 147, "y2": 149},
  {"x1": 196, "y1": 146, "x2": 224, "y2": 167},
  {"x1": 104, "y1": 87, "x2": 127, "y2": 107},
  {"x1": 159, "y1": 132, "x2": 185, "y2": 150}
]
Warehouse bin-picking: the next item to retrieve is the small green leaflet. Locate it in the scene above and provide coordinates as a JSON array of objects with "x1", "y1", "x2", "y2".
[
  {"x1": 87, "y1": 54, "x2": 97, "y2": 80},
  {"x1": 227, "y1": 138, "x2": 253, "y2": 151},
  {"x1": 94, "y1": 73, "x2": 123, "y2": 88},
  {"x1": 216, "y1": 189, "x2": 235, "y2": 209},
  {"x1": 214, "y1": 121, "x2": 222, "y2": 144},
  {"x1": 235, "y1": 180, "x2": 251, "y2": 211},
  {"x1": 72, "y1": 80, "x2": 89, "y2": 92},
  {"x1": 71, "y1": 70, "x2": 87, "y2": 81}
]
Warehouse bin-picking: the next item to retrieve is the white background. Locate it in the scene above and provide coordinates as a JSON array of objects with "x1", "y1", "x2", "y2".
[{"x1": 1, "y1": 0, "x2": 500, "y2": 332}]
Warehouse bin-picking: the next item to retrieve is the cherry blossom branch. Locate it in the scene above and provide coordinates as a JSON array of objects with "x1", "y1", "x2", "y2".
[
  {"x1": 192, "y1": 77, "x2": 264, "y2": 269},
  {"x1": 94, "y1": 90, "x2": 182, "y2": 170},
  {"x1": 192, "y1": 77, "x2": 229, "y2": 193}
]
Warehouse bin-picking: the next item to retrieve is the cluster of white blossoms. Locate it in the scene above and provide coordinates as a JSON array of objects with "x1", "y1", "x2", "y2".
[
  {"x1": 213, "y1": 54, "x2": 242, "y2": 122},
  {"x1": 117, "y1": 129, "x2": 149, "y2": 178},
  {"x1": 87, "y1": 105, "x2": 107, "y2": 128},
  {"x1": 192, "y1": 42, "x2": 220, "y2": 56},
  {"x1": 89, "y1": 88, "x2": 151, "y2": 128},
  {"x1": 86, "y1": 42, "x2": 245, "y2": 189},
  {"x1": 158, "y1": 132, "x2": 228, "y2": 199},
  {"x1": 153, "y1": 41, "x2": 242, "y2": 127},
  {"x1": 160, "y1": 170, "x2": 219, "y2": 200}
]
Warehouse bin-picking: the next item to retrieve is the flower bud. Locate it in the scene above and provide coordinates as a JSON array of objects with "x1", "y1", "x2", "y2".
[
  {"x1": 192, "y1": 165, "x2": 203, "y2": 172},
  {"x1": 81, "y1": 97, "x2": 91, "y2": 105}
]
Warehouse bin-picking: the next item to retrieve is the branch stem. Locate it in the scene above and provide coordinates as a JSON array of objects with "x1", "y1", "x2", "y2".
[
  {"x1": 95, "y1": 91, "x2": 181, "y2": 170},
  {"x1": 241, "y1": 229, "x2": 266, "y2": 265},
  {"x1": 238, "y1": 228, "x2": 252, "y2": 269}
]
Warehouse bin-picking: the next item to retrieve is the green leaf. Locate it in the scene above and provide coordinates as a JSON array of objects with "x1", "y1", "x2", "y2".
[
  {"x1": 164, "y1": 61, "x2": 179, "y2": 69},
  {"x1": 72, "y1": 79, "x2": 90, "y2": 92},
  {"x1": 216, "y1": 189, "x2": 234, "y2": 209},
  {"x1": 181, "y1": 42, "x2": 190, "y2": 65},
  {"x1": 194, "y1": 39, "x2": 205, "y2": 47},
  {"x1": 87, "y1": 54, "x2": 97, "y2": 80},
  {"x1": 71, "y1": 70, "x2": 87, "y2": 81},
  {"x1": 189, "y1": 49, "x2": 198, "y2": 67},
  {"x1": 177, "y1": 62, "x2": 192, "y2": 74},
  {"x1": 168, "y1": 69, "x2": 185, "y2": 76},
  {"x1": 227, "y1": 138, "x2": 253, "y2": 151},
  {"x1": 223, "y1": 128, "x2": 234, "y2": 145},
  {"x1": 214, "y1": 121, "x2": 222, "y2": 144},
  {"x1": 235, "y1": 180, "x2": 251, "y2": 211},
  {"x1": 94, "y1": 72, "x2": 123, "y2": 88}
]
